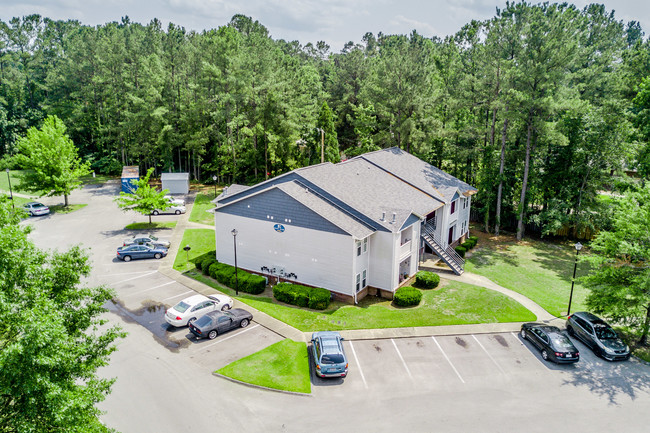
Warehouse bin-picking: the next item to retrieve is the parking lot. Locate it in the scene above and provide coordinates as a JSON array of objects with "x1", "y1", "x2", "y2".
[{"x1": 22, "y1": 182, "x2": 650, "y2": 433}]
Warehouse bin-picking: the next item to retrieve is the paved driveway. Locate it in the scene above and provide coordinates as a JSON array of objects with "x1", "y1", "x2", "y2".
[{"x1": 23, "y1": 182, "x2": 650, "y2": 433}]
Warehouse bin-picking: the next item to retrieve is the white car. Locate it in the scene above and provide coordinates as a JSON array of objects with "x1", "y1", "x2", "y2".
[
  {"x1": 164, "y1": 195, "x2": 185, "y2": 206},
  {"x1": 152, "y1": 204, "x2": 186, "y2": 215},
  {"x1": 165, "y1": 294, "x2": 234, "y2": 327}
]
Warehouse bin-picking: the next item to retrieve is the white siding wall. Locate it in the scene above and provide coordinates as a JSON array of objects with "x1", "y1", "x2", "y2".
[
  {"x1": 215, "y1": 213, "x2": 355, "y2": 295},
  {"x1": 367, "y1": 231, "x2": 395, "y2": 291}
]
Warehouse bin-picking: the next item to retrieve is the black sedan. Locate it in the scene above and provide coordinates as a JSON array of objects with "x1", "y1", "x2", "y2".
[
  {"x1": 520, "y1": 323, "x2": 579, "y2": 364},
  {"x1": 189, "y1": 309, "x2": 253, "y2": 340},
  {"x1": 116, "y1": 243, "x2": 168, "y2": 261}
]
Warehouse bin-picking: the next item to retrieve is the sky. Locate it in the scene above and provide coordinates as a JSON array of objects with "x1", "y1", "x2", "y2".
[{"x1": 1, "y1": 0, "x2": 648, "y2": 52}]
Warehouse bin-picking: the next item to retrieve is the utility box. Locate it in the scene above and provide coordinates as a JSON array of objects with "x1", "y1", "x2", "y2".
[
  {"x1": 121, "y1": 166, "x2": 139, "y2": 193},
  {"x1": 161, "y1": 172, "x2": 190, "y2": 195}
]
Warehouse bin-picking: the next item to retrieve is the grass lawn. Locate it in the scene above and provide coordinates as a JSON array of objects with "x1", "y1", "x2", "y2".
[
  {"x1": 173, "y1": 229, "x2": 215, "y2": 271},
  {"x1": 0, "y1": 170, "x2": 45, "y2": 196},
  {"x1": 464, "y1": 229, "x2": 589, "y2": 317},
  {"x1": 216, "y1": 339, "x2": 311, "y2": 393},
  {"x1": 125, "y1": 221, "x2": 176, "y2": 230},
  {"x1": 187, "y1": 270, "x2": 535, "y2": 331},
  {"x1": 189, "y1": 191, "x2": 220, "y2": 225},
  {"x1": 50, "y1": 203, "x2": 87, "y2": 214}
]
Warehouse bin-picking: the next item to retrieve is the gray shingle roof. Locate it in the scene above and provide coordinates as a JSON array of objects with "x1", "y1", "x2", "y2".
[
  {"x1": 160, "y1": 172, "x2": 189, "y2": 181},
  {"x1": 295, "y1": 157, "x2": 443, "y2": 232},
  {"x1": 359, "y1": 147, "x2": 477, "y2": 203},
  {"x1": 216, "y1": 184, "x2": 251, "y2": 201},
  {"x1": 277, "y1": 181, "x2": 374, "y2": 239}
]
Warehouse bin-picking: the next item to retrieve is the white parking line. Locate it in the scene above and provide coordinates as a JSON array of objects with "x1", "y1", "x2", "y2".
[
  {"x1": 348, "y1": 341, "x2": 368, "y2": 389},
  {"x1": 432, "y1": 336, "x2": 465, "y2": 384},
  {"x1": 197, "y1": 324, "x2": 260, "y2": 351},
  {"x1": 97, "y1": 270, "x2": 155, "y2": 277},
  {"x1": 511, "y1": 332, "x2": 523, "y2": 344},
  {"x1": 162, "y1": 290, "x2": 194, "y2": 302},
  {"x1": 472, "y1": 335, "x2": 507, "y2": 375},
  {"x1": 391, "y1": 339, "x2": 413, "y2": 380},
  {"x1": 112, "y1": 271, "x2": 157, "y2": 285},
  {"x1": 123, "y1": 281, "x2": 176, "y2": 297}
]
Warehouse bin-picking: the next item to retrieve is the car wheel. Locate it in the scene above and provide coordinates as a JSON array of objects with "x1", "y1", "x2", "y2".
[
  {"x1": 520, "y1": 329, "x2": 527, "y2": 340},
  {"x1": 566, "y1": 325, "x2": 574, "y2": 336},
  {"x1": 208, "y1": 330, "x2": 218, "y2": 340},
  {"x1": 221, "y1": 304, "x2": 231, "y2": 311},
  {"x1": 123, "y1": 255, "x2": 132, "y2": 262},
  {"x1": 541, "y1": 349, "x2": 549, "y2": 361},
  {"x1": 175, "y1": 210, "x2": 181, "y2": 215},
  {"x1": 240, "y1": 319, "x2": 249, "y2": 328},
  {"x1": 154, "y1": 253, "x2": 162, "y2": 259},
  {"x1": 152, "y1": 210, "x2": 159, "y2": 215},
  {"x1": 187, "y1": 317, "x2": 196, "y2": 326}
]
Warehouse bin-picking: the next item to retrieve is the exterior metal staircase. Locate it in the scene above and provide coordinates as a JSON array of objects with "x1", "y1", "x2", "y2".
[{"x1": 421, "y1": 223, "x2": 465, "y2": 275}]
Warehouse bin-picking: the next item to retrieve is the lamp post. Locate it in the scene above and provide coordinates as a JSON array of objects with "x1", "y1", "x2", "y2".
[
  {"x1": 212, "y1": 175, "x2": 217, "y2": 198},
  {"x1": 231, "y1": 229, "x2": 239, "y2": 296},
  {"x1": 6, "y1": 168, "x2": 14, "y2": 210},
  {"x1": 567, "y1": 241, "x2": 583, "y2": 316}
]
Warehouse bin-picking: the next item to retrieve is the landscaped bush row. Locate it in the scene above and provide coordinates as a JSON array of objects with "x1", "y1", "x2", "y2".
[
  {"x1": 191, "y1": 250, "x2": 216, "y2": 271},
  {"x1": 414, "y1": 271, "x2": 440, "y2": 289},
  {"x1": 393, "y1": 286, "x2": 422, "y2": 307},
  {"x1": 455, "y1": 235, "x2": 479, "y2": 258},
  {"x1": 272, "y1": 282, "x2": 330, "y2": 310},
  {"x1": 208, "y1": 262, "x2": 266, "y2": 295}
]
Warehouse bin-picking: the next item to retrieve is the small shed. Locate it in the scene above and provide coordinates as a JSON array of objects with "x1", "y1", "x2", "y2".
[
  {"x1": 121, "y1": 166, "x2": 139, "y2": 193},
  {"x1": 161, "y1": 172, "x2": 190, "y2": 195}
]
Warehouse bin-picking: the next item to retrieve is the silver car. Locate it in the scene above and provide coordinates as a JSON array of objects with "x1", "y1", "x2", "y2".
[
  {"x1": 123, "y1": 234, "x2": 171, "y2": 248},
  {"x1": 24, "y1": 202, "x2": 50, "y2": 216}
]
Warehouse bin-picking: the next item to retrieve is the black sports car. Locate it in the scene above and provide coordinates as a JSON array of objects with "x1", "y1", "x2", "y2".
[
  {"x1": 189, "y1": 308, "x2": 253, "y2": 340},
  {"x1": 520, "y1": 323, "x2": 579, "y2": 364}
]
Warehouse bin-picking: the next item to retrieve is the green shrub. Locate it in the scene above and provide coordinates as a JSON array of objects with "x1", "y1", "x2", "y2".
[
  {"x1": 469, "y1": 236, "x2": 478, "y2": 247},
  {"x1": 461, "y1": 241, "x2": 472, "y2": 250},
  {"x1": 307, "y1": 288, "x2": 331, "y2": 310},
  {"x1": 272, "y1": 283, "x2": 330, "y2": 310},
  {"x1": 192, "y1": 250, "x2": 216, "y2": 271},
  {"x1": 455, "y1": 246, "x2": 467, "y2": 258},
  {"x1": 414, "y1": 271, "x2": 440, "y2": 289},
  {"x1": 244, "y1": 274, "x2": 267, "y2": 295},
  {"x1": 202, "y1": 255, "x2": 218, "y2": 274},
  {"x1": 393, "y1": 286, "x2": 422, "y2": 307}
]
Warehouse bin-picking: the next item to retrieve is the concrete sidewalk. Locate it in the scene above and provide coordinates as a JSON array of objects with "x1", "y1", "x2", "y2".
[{"x1": 159, "y1": 192, "x2": 563, "y2": 343}]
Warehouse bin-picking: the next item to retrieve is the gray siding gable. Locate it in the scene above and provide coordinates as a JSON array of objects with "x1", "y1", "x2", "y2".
[
  {"x1": 217, "y1": 172, "x2": 302, "y2": 206},
  {"x1": 217, "y1": 187, "x2": 349, "y2": 236}
]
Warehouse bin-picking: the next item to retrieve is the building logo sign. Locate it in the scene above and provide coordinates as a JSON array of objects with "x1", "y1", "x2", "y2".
[{"x1": 274, "y1": 224, "x2": 285, "y2": 233}]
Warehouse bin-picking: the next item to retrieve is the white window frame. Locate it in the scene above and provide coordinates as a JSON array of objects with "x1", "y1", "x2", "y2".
[
  {"x1": 356, "y1": 273, "x2": 361, "y2": 292},
  {"x1": 356, "y1": 240, "x2": 361, "y2": 256},
  {"x1": 363, "y1": 238, "x2": 368, "y2": 253},
  {"x1": 362, "y1": 270, "x2": 367, "y2": 288}
]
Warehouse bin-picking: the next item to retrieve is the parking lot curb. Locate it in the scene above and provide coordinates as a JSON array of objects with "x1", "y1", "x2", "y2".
[{"x1": 211, "y1": 372, "x2": 312, "y2": 397}]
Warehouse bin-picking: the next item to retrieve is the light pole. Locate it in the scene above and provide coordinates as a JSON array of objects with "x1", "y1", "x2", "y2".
[
  {"x1": 567, "y1": 241, "x2": 583, "y2": 316},
  {"x1": 5, "y1": 168, "x2": 14, "y2": 210},
  {"x1": 212, "y1": 175, "x2": 217, "y2": 198},
  {"x1": 231, "y1": 229, "x2": 239, "y2": 296}
]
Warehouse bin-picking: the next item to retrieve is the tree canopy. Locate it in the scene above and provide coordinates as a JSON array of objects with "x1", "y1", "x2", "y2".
[
  {"x1": 114, "y1": 167, "x2": 170, "y2": 224},
  {"x1": 0, "y1": 197, "x2": 125, "y2": 432},
  {"x1": 581, "y1": 185, "x2": 650, "y2": 344},
  {"x1": 13, "y1": 115, "x2": 91, "y2": 206},
  {"x1": 0, "y1": 5, "x2": 648, "y2": 237}
]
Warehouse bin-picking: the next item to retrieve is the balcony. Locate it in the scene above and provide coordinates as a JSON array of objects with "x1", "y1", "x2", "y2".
[{"x1": 399, "y1": 239, "x2": 412, "y2": 259}]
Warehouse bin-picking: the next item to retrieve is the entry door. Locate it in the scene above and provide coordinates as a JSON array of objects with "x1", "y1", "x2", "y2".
[{"x1": 448, "y1": 226, "x2": 454, "y2": 245}]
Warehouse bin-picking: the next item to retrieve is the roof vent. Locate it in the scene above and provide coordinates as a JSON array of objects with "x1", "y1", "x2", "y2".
[
  {"x1": 305, "y1": 187, "x2": 308, "y2": 193},
  {"x1": 223, "y1": 187, "x2": 228, "y2": 195},
  {"x1": 391, "y1": 212, "x2": 396, "y2": 223},
  {"x1": 381, "y1": 211, "x2": 386, "y2": 221}
]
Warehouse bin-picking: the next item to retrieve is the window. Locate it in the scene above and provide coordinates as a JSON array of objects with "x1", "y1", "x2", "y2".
[
  {"x1": 450, "y1": 200, "x2": 457, "y2": 215},
  {"x1": 363, "y1": 238, "x2": 367, "y2": 253},
  {"x1": 362, "y1": 270, "x2": 367, "y2": 288},
  {"x1": 356, "y1": 273, "x2": 361, "y2": 292},
  {"x1": 356, "y1": 240, "x2": 361, "y2": 256}
]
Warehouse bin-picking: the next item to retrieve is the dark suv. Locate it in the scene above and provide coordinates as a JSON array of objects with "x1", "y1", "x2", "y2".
[{"x1": 566, "y1": 312, "x2": 630, "y2": 361}]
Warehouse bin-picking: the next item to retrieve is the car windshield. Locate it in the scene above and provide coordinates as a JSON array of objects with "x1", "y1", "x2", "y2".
[
  {"x1": 33, "y1": 203, "x2": 46, "y2": 208},
  {"x1": 174, "y1": 301, "x2": 190, "y2": 313},
  {"x1": 149, "y1": 235, "x2": 158, "y2": 241},
  {"x1": 594, "y1": 325, "x2": 617, "y2": 340},
  {"x1": 195, "y1": 315, "x2": 212, "y2": 327},
  {"x1": 321, "y1": 353, "x2": 345, "y2": 365},
  {"x1": 551, "y1": 335, "x2": 574, "y2": 349}
]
